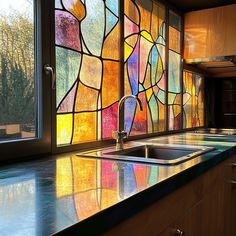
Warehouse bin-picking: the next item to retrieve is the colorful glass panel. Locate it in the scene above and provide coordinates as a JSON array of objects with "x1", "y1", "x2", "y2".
[
  {"x1": 169, "y1": 26, "x2": 180, "y2": 53},
  {"x1": 55, "y1": 0, "x2": 202, "y2": 146},
  {"x1": 124, "y1": 0, "x2": 166, "y2": 135},
  {"x1": 168, "y1": 10, "x2": 182, "y2": 131},
  {"x1": 168, "y1": 51, "x2": 181, "y2": 130},
  {"x1": 56, "y1": 0, "x2": 120, "y2": 145},
  {"x1": 183, "y1": 71, "x2": 204, "y2": 128}
]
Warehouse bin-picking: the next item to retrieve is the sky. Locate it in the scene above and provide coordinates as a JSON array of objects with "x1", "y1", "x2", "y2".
[{"x1": 0, "y1": 0, "x2": 33, "y2": 13}]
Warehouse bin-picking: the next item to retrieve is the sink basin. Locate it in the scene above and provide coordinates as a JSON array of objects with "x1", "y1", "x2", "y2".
[
  {"x1": 77, "y1": 143, "x2": 215, "y2": 165},
  {"x1": 108, "y1": 145, "x2": 201, "y2": 160}
]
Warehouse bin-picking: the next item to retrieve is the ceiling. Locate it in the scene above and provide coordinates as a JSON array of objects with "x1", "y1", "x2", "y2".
[{"x1": 167, "y1": 0, "x2": 236, "y2": 12}]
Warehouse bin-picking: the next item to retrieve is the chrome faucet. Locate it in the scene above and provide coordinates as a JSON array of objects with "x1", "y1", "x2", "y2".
[{"x1": 112, "y1": 95, "x2": 143, "y2": 149}]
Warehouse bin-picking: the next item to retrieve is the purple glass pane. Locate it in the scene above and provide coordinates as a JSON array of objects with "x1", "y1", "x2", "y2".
[
  {"x1": 55, "y1": 10, "x2": 81, "y2": 51},
  {"x1": 127, "y1": 38, "x2": 140, "y2": 95},
  {"x1": 57, "y1": 81, "x2": 77, "y2": 113}
]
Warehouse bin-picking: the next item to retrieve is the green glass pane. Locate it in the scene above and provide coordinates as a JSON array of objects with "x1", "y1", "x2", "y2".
[
  {"x1": 168, "y1": 50, "x2": 181, "y2": 94},
  {"x1": 56, "y1": 47, "x2": 81, "y2": 107}
]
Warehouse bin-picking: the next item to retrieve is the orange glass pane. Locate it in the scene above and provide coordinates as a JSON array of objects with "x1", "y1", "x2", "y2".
[
  {"x1": 80, "y1": 55, "x2": 102, "y2": 89},
  {"x1": 158, "y1": 102, "x2": 166, "y2": 131},
  {"x1": 136, "y1": 0, "x2": 152, "y2": 31},
  {"x1": 169, "y1": 26, "x2": 180, "y2": 53},
  {"x1": 158, "y1": 4, "x2": 165, "y2": 33},
  {"x1": 75, "y1": 83, "x2": 99, "y2": 112},
  {"x1": 102, "y1": 23, "x2": 120, "y2": 60},
  {"x1": 102, "y1": 61, "x2": 119, "y2": 108},
  {"x1": 124, "y1": 0, "x2": 139, "y2": 24},
  {"x1": 73, "y1": 112, "x2": 96, "y2": 143}
]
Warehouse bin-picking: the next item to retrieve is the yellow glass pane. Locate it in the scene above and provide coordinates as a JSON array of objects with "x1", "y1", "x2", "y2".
[
  {"x1": 141, "y1": 30, "x2": 153, "y2": 42},
  {"x1": 63, "y1": 0, "x2": 86, "y2": 21},
  {"x1": 184, "y1": 71, "x2": 193, "y2": 94},
  {"x1": 56, "y1": 158, "x2": 73, "y2": 198},
  {"x1": 146, "y1": 88, "x2": 153, "y2": 101},
  {"x1": 169, "y1": 26, "x2": 180, "y2": 53},
  {"x1": 147, "y1": 106, "x2": 153, "y2": 133},
  {"x1": 144, "y1": 65, "x2": 151, "y2": 89},
  {"x1": 185, "y1": 98, "x2": 193, "y2": 128},
  {"x1": 173, "y1": 104, "x2": 181, "y2": 117},
  {"x1": 73, "y1": 112, "x2": 96, "y2": 143},
  {"x1": 124, "y1": 42, "x2": 133, "y2": 61},
  {"x1": 57, "y1": 114, "x2": 73, "y2": 146}
]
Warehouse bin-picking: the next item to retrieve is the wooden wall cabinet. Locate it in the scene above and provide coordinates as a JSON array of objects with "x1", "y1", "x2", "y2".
[
  {"x1": 104, "y1": 155, "x2": 236, "y2": 236},
  {"x1": 184, "y1": 4, "x2": 236, "y2": 59}
]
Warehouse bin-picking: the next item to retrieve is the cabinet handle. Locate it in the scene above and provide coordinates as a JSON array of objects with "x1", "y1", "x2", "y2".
[
  {"x1": 231, "y1": 163, "x2": 236, "y2": 168},
  {"x1": 231, "y1": 180, "x2": 236, "y2": 188},
  {"x1": 174, "y1": 229, "x2": 184, "y2": 236}
]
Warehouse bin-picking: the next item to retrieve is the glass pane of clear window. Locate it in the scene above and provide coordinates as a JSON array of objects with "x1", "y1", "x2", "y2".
[{"x1": 0, "y1": 0, "x2": 36, "y2": 142}]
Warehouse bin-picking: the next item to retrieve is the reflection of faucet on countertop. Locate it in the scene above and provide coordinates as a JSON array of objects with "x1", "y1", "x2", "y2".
[{"x1": 112, "y1": 95, "x2": 143, "y2": 150}]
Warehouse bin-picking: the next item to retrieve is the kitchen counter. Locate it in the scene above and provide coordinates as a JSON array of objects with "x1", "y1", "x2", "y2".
[{"x1": 0, "y1": 132, "x2": 235, "y2": 235}]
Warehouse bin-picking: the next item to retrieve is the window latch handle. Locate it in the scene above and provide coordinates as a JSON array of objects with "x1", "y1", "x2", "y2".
[{"x1": 44, "y1": 64, "x2": 56, "y2": 89}]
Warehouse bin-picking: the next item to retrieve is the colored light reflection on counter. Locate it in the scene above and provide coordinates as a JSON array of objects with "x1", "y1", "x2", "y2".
[
  {"x1": 55, "y1": 157, "x2": 161, "y2": 221},
  {"x1": 0, "y1": 175, "x2": 36, "y2": 236}
]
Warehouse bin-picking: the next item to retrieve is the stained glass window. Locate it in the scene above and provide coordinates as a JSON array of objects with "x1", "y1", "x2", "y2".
[
  {"x1": 55, "y1": 1, "x2": 198, "y2": 147},
  {"x1": 124, "y1": 0, "x2": 166, "y2": 136},
  {"x1": 168, "y1": 10, "x2": 182, "y2": 130},
  {"x1": 183, "y1": 71, "x2": 204, "y2": 128},
  {"x1": 56, "y1": 0, "x2": 120, "y2": 145}
]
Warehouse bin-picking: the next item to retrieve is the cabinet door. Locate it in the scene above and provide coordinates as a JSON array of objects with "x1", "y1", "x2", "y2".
[
  {"x1": 230, "y1": 155, "x2": 236, "y2": 236},
  {"x1": 158, "y1": 161, "x2": 231, "y2": 236},
  {"x1": 157, "y1": 202, "x2": 203, "y2": 236}
]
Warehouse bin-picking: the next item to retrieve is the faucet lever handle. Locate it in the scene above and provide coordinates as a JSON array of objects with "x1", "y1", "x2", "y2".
[
  {"x1": 121, "y1": 130, "x2": 127, "y2": 139},
  {"x1": 112, "y1": 130, "x2": 127, "y2": 140}
]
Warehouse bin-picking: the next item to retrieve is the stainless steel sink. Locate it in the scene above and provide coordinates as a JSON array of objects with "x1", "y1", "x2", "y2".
[
  {"x1": 77, "y1": 143, "x2": 215, "y2": 165},
  {"x1": 193, "y1": 128, "x2": 236, "y2": 135}
]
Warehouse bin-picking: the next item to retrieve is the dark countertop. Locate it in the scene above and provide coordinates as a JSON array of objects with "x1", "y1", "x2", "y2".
[{"x1": 0, "y1": 132, "x2": 235, "y2": 236}]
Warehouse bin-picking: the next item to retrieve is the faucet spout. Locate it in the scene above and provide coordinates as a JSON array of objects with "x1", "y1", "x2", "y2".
[{"x1": 113, "y1": 95, "x2": 143, "y2": 149}]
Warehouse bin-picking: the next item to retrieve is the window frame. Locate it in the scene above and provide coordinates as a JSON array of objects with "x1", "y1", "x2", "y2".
[{"x1": 0, "y1": 0, "x2": 53, "y2": 162}]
